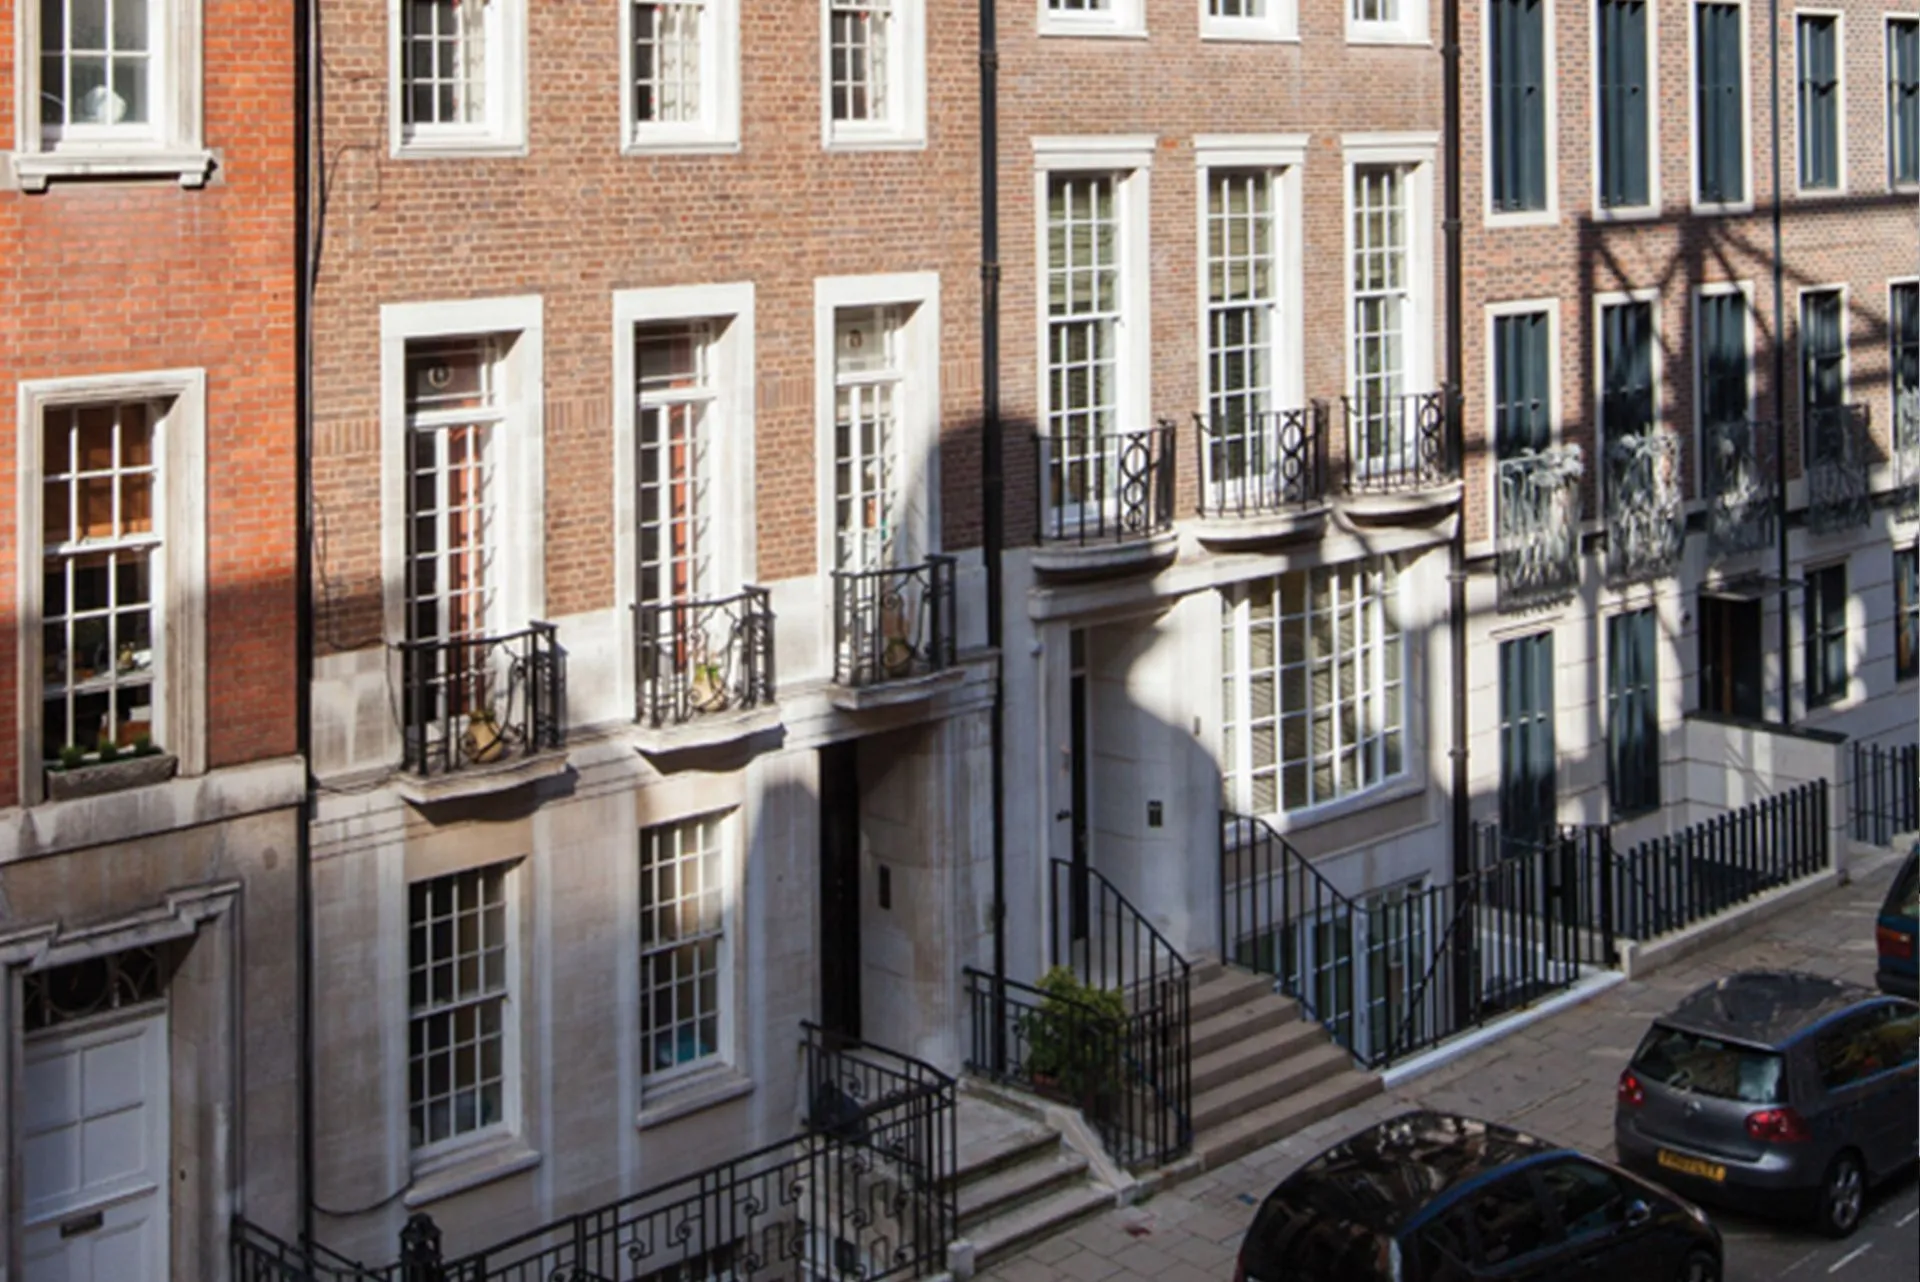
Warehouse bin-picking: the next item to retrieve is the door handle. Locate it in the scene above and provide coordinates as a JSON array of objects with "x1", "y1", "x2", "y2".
[
  {"x1": 1055, "y1": 810, "x2": 1072, "y2": 822},
  {"x1": 59, "y1": 1209, "x2": 104, "y2": 1238}
]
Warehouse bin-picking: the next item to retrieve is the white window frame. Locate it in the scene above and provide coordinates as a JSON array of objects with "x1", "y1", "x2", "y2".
[
  {"x1": 1891, "y1": 14, "x2": 1920, "y2": 189},
  {"x1": 1794, "y1": 9, "x2": 1848, "y2": 197},
  {"x1": 1684, "y1": 281, "x2": 1756, "y2": 497},
  {"x1": 403, "y1": 860, "x2": 523, "y2": 1171},
  {"x1": 612, "y1": 282, "x2": 757, "y2": 708},
  {"x1": 813, "y1": 272, "x2": 942, "y2": 583},
  {"x1": 1348, "y1": 0, "x2": 1429, "y2": 46},
  {"x1": 621, "y1": 0, "x2": 741, "y2": 154},
  {"x1": 637, "y1": 811, "x2": 736, "y2": 1085},
  {"x1": 14, "y1": 369, "x2": 208, "y2": 807},
  {"x1": 1193, "y1": 136, "x2": 1307, "y2": 466},
  {"x1": 1482, "y1": 0, "x2": 1560, "y2": 226},
  {"x1": 1484, "y1": 297, "x2": 1564, "y2": 534},
  {"x1": 1590, "y1": 0, "x2": 1665, "y2": 220},
  {"x1": 1341, "y1": 134, "x2": 1440, "y2": 472},
  {"x1": 821, "y1": 0, "x2": 926, "y2": 150},
  {"x1": 1039, "y1": 0, "x2": 1146, "y2": 39},
  {"x1": 380, "y1": 297, "x2": 545, "y2": 659},
  {"x1": 388, "y1": 0, "x2": 528, "y2": 158},
  {"x1": 1200, "y1": 0, "x2": 1298, "y2": 42},
  {"x1": 8, "y1": 0, "x2": 211, "y2": 190},
  {"x1": 1687, "y1": 0, "x2": 1755, "y2": 214}
]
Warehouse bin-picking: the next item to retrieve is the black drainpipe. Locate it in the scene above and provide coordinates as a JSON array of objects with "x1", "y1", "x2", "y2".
[
  {"x1": 1768, "y1": 0, "x2": 1792, "y2": 727},
  {"x1": 294, "y1": 0, "x2": 317, "y2": 1254},
  {"x1": 978, "y1": 0, "x2": 1007, "y2": 1072},
  {"x1": 1443, "y1": 0, "x2": 1470, "y2": 886}
]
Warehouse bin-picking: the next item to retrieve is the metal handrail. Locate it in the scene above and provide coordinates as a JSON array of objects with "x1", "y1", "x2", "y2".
[
  {"x1": 1193, "y1": 404, "x2": 1329, "y2": 518},
  {"x1": 393, "y1": 621, "x2": 563, "y2": 776},
  {"x1": 1340, "y1": 388, "x2": 1459, "y2": 494},
  {"x1": 1036, "y1": 423, "x2": 1176, "y2": 544},
  {"x1": 632, "y1": 587, "x2": 775, "y2": 727},
  {"x1": 831, "y1": 555, "x2": 957, "y2": 688}
]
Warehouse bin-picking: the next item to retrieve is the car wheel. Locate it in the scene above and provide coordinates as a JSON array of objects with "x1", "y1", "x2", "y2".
[
  {"x1": 1814, "y1": 1151, "x2": 1866, "y2": 1239},
  {"x1": 1678, "y1": 1249, "x2": 1720, "y2": 1282}
]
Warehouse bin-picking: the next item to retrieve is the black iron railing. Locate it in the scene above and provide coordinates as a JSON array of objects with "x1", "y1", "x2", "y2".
[
  {"x1": 1611, "y1": 780, "x2": 1829, "y2": 941},
  {"x1": 231, "y1": 1220, "x2": 390, "y2": 1282},
  {"x1": 1805, "y1": 403, "x2": 1872, "y2": 534},
  {"x1": 1852, "y1": 741, "x2": 1919, "y2": 847},
  {"x1": 832, "y1": 556, "x2": 956, "y2": 688},
  {"x1": 1340, "y1": 389, "x2": 1458, "y2": 495},
  {"x1": 633, "y1": 588, "x2": 775, "y2": 728},
  {"x1": 1036, "y1": 424, "x2": 1176, "y2": 544},
  {"x1": 1046, "y1": 858, "x2": 1190, "y2": 1163},
  {"x1": 395, "y1": 622, "x2": 563, "y2": 777},
  {"x1": 1605, "y1": 430, "x2": 1685, "y2": 584},
  {"x1": 1704, "y1": 418, "x2": 1777, "y2": 558},
  {"x1": 1194, "y1": 405, "x2": 1329, "y2": 518},
  {"x1": 1496, "y1": 446, "x2": 1584, "y2": 610}
]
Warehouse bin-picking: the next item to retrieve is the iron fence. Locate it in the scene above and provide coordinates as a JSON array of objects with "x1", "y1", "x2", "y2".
[
  {"x1": 1611, "y1": 780, "x2": 1830, "y2": 941},
  {"x1": 1604, "y1": 429, "x2": 1685, "y2": 584},
  {"x1": 633, "y1": 588, "x2": 775, "y2": 728},
  {"x1": 394, "y1": 622, "x2": 564, "y2": 777},
  {"x1": 1804, "y1": 403, "x2": 1871, "y2": 534},
  {"x1": 1340, "y1": 389, "x2": 1458, "y2": 495},
  {"x1": 1495, "y1": 446, "x2": 1585, "y2": 610},
  {"x1": 1036, "y1": 424, "x2": 1176, "y2": 544},
  {"x1": 831, "y1": 556, "x2": 957, "y2": 689},
  {"x1": 1194, "y1": 405, "x2": 1328, "y2": 518},
  {"x1": 1853, "y1": 741, "x2": 1920, "y2": 847}
]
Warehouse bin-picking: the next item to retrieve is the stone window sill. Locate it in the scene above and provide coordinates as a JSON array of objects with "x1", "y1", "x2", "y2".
[
  {"x1": 7, "y1": 148, "x2": 218, "y2": 192},
  {"x1": 637, "y1": 1068, "x2": 754, "y2": 1131},
  {"x1": 404, "y1": 1137, "x2": 542, "y2": 1209}
]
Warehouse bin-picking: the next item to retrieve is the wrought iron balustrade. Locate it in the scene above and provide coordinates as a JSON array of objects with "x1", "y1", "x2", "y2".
[
  {"x1": 1495, "y1": 445, "x2": 1584, "y2": 610},
  {"x1": 801, "y1": 1022, "x2": 957, "y2": 1236},
  {"x1": 1341, "y1": 389, "x2": 1459, "y2": 494},
  {"x1": 394, "y1": 622, "x2": 563, "y2": 777},
  {"x1": 1036, "y1": 424, "x2": 1175, "y2": 544},
  {"x1": 1897, "y1": 389, "x2": 1919, "y2": 522},
  {"x1": 1805, "y1": 403, "x2": 1871, "y2": 534},
  {"x1": 1605, "y1": 430, "x2": 1685, "y2": 584},
  {"x1": 1194, "y1": 405, "x2": 1328, "y2": 518},
  {"x1": 832, "y1": 555, "x2": 957, "y2": 688},
  {"x1": 633, "y1": 588, "x2": 774, "y2": 728},
  {"x1": 1704, "y1": 418, "x2": 1777, "y2": 558}
]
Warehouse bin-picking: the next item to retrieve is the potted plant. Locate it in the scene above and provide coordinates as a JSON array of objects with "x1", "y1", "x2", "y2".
[
  {"x1": 460, "y1": 705, "x2": 508, "y2": 764},
  {"x1": 688, "y1": 652, "x2": 730, "y2": 713},
  {"x1": 879, "y1": 595, "x2": 916, "y2": 679},
  {"x1": 44, "y1": 732, "x2": 178, "y2": 802},
  {"x1": 1020, "y1": 966, "x2": 1130, "y2": 1117}
]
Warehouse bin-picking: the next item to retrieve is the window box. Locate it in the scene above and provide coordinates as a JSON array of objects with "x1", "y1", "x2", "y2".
[{"x1": 45, "y1": 749, "x2": 178, "y2": 803}]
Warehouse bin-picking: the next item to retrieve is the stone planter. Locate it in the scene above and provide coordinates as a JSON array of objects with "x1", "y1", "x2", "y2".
[{"x1": 45, "y1": 752, "x2": 178, "y2": 802}]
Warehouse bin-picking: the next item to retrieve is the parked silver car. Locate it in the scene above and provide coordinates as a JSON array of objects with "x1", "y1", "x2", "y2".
[{"x1": 1613, "y1": 971, "x2": 1920, "y2": 1237}]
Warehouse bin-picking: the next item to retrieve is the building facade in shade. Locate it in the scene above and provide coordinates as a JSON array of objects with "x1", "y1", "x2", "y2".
[
  {"x1": 0, "y1": 2, "x2": 304, "y2": 1280},
  {"x1": 300, "y1": 1, "x2": 991, "y2": 1263},
  {"x1": 991, "y1": 0, "x2": 1458, "y2": 1064},
  {"x1": 1457, "y1": 0, "x2": 1920, "y2": 847}
]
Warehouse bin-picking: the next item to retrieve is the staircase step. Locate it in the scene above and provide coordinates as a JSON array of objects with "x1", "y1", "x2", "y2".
[
  {"x1": 1196, "y1": 1069, "x2": 1385, "y2": 1170},
  {"x1": 1190, "y1": 1017, "x2": 1327, "y2": 1094},
  {"x1": 954, "y1": 1115, "x2": 1062, "y2": 1186},
  {"x1": 1191, "y1": 1040, "x2": 1354, "y2": 1133},
  {"x1": 1191, "y1": 992, "x2": 1300, "y2": 1059},
  {"x1": 969, "y1": 1181, "x2": 1115, "y2": 1268},
  {"x1": 1188, "y1": 969, "x2": 1279, "y2": 1024},
  {"x1": 956, "y1": 1150, "x2": 1091, "y2": 1231}
]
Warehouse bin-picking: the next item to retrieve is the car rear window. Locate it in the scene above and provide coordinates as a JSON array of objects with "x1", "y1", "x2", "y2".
[
  {"x1": 1630, "y1": 1025, "x2": 1786, "y2": 1103},
  {"x1": 1885, "y1": 854, "x2": 1919, "y2": 919}
]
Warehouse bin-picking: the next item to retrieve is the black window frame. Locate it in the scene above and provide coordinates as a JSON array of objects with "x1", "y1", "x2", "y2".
[
  {"x1": 1696, "y1": 2, "x2": 1747, "y2": 204},
  {"x1": 1697, "y1": 289, "x2": 1751, "y2": 428},
  {"x1": 1601, "y1": 298, "x2": 1656, "y2": 444},
  {"x1": 1894, "y1": 281, "x2": 1919, "y2": 400},
  {"x1": 1493, "y1": 309, "x2": 1553, "y2": 459},
  {"x1": 1598, "y1": 0, "x2": 1652, "y2": 208},
  {"x1": 1499, "y1": 631, "x2": 1557, "y2": 843},
  {"x1": 1896, "y1": 545, "x2": 1918, "y2": 683},
  {"x1": 1797, "y1": 15, "x2": 1841, "y2": 190},
  {"x1": 1891, "y1": 18, "x2": 1920, "y2": 186},
  {"x1": 1804, "y1": 562, "x2": 1848, "y2": 708},
  {"x1": 1800, "y1": 288, "x2": 1847, "y2": 463},
  {"x1": 1491, "y1": 0, "x2": 1549, "y2": 212},
  {"x1": 1607, "y1": 607, "x2": 1661, "y2": 816}
]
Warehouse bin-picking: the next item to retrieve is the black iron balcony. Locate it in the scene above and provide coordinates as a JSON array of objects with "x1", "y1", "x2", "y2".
[
  {"x1": 1897, "y1": 389, "x2": 1919, "y2": 522},
  {"x1": 1805, "y1": 403, "x2": 1871, "y2": 534},
  {"x1": 632, "y1": 588, "x2": 774, "y2": 730},
  {"x1": 1704, "y1": 418, "x2": 1777, "y2": 558},
  {"x1": 1605, "y1": 430, "x2": 1685, "y2": 584},
  {"x1": 395, "y1": 622, "x2": 564, "y2": 784},
  {"x1": 1340, "y1": 389, "x2": 1460, "y2": 497},
  {"x1": 1036, "y1": 424, "x2": 1175, "y2": 545},
  {"x1": 1194, "y1": 405, "x2": 1329, "y2": 519},
  {"x1": 1496, "y1": 445, "x2": 1584, "y2": 610},
  {"x1": 832, "y1": 555, "x2": 956, "y2": 691}
]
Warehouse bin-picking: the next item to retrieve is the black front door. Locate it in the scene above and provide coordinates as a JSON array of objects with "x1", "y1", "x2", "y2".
[
  {"x1": 1698, "y1": 596, "x2": 1762, "y2": 719},
  {"x1": 819, "y1": 740, "x2": 861, "y2": 1040},
  {"x1": 1068, "y1": 630, "x2": 1091, "y2": 950}
]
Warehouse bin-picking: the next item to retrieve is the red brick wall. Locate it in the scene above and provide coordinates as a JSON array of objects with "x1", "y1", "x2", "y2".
[
  {"x1": 1460, "y1": 0, "x2": 1919, "y2": 545},
  {"x1": 307, "y1": 2, "x2": 985, "y2": 652},
  {"x1": 0, "y1": 0, "x2": 299, "y2": 800}
]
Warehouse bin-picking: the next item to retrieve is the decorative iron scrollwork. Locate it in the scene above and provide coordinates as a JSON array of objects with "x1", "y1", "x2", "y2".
[
  {"x1": 1605, "y1": 431, "x2": 1684, "y2": 584},
  {"x1": 23, "y1": 945, "x2": 170, "y2": 1033},
  {"x1": 1705, "y1": 418, "x2": 1776, "y2": 558},
  {"x1": 1496, "y1": 446, "x2": 1584, "y2": 611}
]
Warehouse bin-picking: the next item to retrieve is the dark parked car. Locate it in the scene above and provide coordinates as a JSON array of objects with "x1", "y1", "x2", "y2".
[
  {"x1": 1235, "y1": 1110, "x2": 1721, "y2": 1282},
  {"x1": 1615, "y1": 970, "x2": 1920, "y2": 1238},
  {"x1": 1876, "y1": 845, "x2": 1918, "y2": 999}
]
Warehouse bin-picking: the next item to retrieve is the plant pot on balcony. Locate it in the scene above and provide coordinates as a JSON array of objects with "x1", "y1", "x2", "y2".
[
  {"x1": 690, "y1": 664, "x2": 731, "y2": 713},
  {"x1": 45, "y1": 750, "x2": 179, "y2": 802},
  {"x1": 461, "y1": 711, "x2": 509, "y2": 765}
]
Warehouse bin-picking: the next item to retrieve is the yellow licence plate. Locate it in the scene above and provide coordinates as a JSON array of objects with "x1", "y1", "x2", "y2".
[{"x1": 1657, "y1": 1149, "x2": 1727, "y2": 1182}]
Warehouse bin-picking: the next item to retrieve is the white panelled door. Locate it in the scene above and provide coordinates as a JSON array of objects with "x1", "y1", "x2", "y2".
[{"x1": 21, "y1": 1011, "x2": 169, "y2": 1282}]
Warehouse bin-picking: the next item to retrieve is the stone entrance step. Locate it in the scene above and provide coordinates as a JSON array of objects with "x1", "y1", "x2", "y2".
[{"x1": 953, "y1": 1089, "x2": 1113, "y2": 1269}]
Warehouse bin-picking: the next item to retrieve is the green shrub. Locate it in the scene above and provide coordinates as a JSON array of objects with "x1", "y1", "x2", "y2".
[{"x1": 1021, "y1": 965, "x2": 1130, "y2": 1108}]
